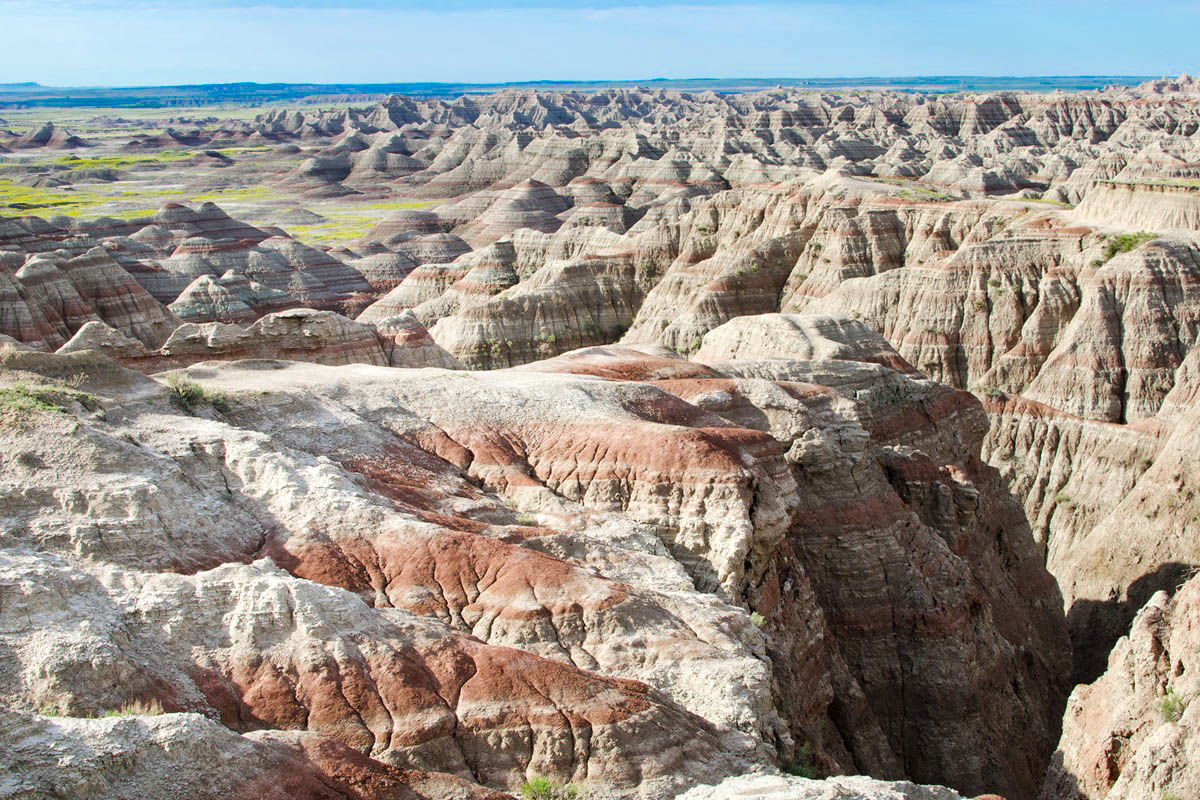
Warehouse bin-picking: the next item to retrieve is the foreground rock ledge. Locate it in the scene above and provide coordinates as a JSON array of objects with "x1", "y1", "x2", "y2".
[{"x1": 0, "y1": 319, "x2": 1065, "y2": 799}]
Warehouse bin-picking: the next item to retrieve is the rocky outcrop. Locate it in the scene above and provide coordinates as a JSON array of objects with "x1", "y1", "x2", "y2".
[
  {"x1": 694, "y1": 314, "x2": 917, "y2": 373},
  {"x1": 1042, "y1": 576, "x2": 1200, "y2": 800},
  {"x1": 156, "y1": 309, "x2": 388, "y2": 368},
  {"x1": 677, "y1": 774, "x2": 966, "y2": 800},
  {"x1": 0, "y1": 324, "x2": 1065, "y2": 799},
  {"x1": 2, "y1": 247, "x2": 180, "y2": 349},
  {"x1": 8, "y1": 78, "x2": 1200, "y2": 800},
  {"x1": 57, "y1": 320, "x2": 149, "y2": 358},
  {"x1": 677, "y1": 316, "x2": 1071, "y2": 799},
  {"x1": 0, "y1": 259, "x2": 63, "y2": 350},
  {"x1": 367, "y1": 312, "x2": 462, "y2": 368},
  {"x1": 168, "y1": 274, "x2": 258, "y2": 324},
  {"x1": 53, "y1": 309, "x2": 455, "y2": 374},
  {"x1": 0, "y1": 711, "x2": 511, "y2": 800}
]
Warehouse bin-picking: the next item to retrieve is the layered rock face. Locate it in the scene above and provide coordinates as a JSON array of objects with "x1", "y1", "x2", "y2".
[
  {"x1": 6, "y1": 77, "x2": 1200, "y2": 800},
  {"x1": 0, "y1": 203, "x2": 371, "y2": 330},
  {"x1": 682, "y1": 317, "x2": 1070, "y2": 800},
  {"x1": 1, "y1": 711, "x2": 510, "y2": 800},
  {"x1": 1042, "y1": 575, "x2": 1200, "y2": 800},
  {"x1": 0, "y1": 317, "x2": 1065, "y2": 799},
  {"x1": 55, "y1": 308, "x2": 458, "y2": 372}
]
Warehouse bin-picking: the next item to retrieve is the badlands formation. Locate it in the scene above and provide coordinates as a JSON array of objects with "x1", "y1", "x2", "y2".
[{"x1": 2, "y1": 77, "x2": 1200, "y2": 800}]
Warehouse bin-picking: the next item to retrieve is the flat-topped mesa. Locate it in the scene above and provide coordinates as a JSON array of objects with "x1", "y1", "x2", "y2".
[{"x1": 1074, "y1": 139, "x2": 1200, "y2": 232}]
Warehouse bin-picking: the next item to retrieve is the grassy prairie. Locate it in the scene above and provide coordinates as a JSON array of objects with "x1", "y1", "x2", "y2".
[{"x1": 278, "y1": 200, "x2": 442, "y2": 243}]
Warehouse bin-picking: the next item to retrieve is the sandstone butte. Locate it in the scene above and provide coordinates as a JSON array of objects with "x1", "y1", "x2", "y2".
[{"x1": 2, "y1": 75, "x2": 1200, "y2": 800}]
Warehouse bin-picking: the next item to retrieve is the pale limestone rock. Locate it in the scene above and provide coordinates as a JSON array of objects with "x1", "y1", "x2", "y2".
[{"x1": 57, "y1": 320, "x2": 148, "y2": 358}]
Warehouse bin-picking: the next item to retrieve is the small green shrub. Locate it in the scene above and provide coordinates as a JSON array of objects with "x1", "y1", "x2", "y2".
[
  {"x1": 166, "y1": 373, "x2": 229, "y2": 412},
  {"x1": 0, "y1": 383, "x2": 66, "y2": 423},
  {"x1": 750, "y1": 611, "x2": 766, "y2": 628},
  {"x1": 38, "y1": 697, "x2": 165, "y2": 718},
  {"x1": 102, "y1": 698, "x2": 166, "y2": 717},
  {"x1": 37, "y1": 701, "x2": 66, "y2": 717},
  {"x1": 783, "y1": 743, "x2": 819, "y2": 779},
  {"x1": 520, "y1": 776, "x2": 582, "y2": 800},
  {"x1": 1156, "y1": 689, "x2": 1186, "y2": 723},
  {"x1": 973, "y1": 386, "x2": 1005, "y2": 400},
  {"x1": 1102, "y1": 232, "x2": 1157, "y2": 261}
]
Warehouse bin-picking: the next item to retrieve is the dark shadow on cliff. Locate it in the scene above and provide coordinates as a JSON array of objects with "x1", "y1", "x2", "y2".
[
  {"x1": 1066, "y1": 560, "x2": 1198, "y2": 685},
  {"x1": 1040, "y1": 749, "x2": 1087, "y2": 800}
]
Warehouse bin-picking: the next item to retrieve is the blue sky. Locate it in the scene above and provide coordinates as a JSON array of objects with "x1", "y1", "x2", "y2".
[{"x1": 2, "y1": 1, "x2": 1196, "y2": 86}]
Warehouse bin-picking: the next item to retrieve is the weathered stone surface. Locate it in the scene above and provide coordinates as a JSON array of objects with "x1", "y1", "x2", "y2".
[
  {"x1": 0, "y1": 710, "x2": 511, "y2": 800},
  {"x1": 367, "y1": 312, "x2": 462, "y2": 368},
  {"x1": 7, "y1": 77, "x2": 1200, "y2": 800},
  {"x1": 677, "y1": 774, "x2": 966, "y2": 800},
  {"x1": 1042, "y1": 576, "x2": 1200, "y2": 800},
  {"x1": 694, "y1": 314, "x2": 917, "y2": 373},
  {"x1": 0, "y1": 332, "x2": 1065, "y2": 799},
  {"x1": 57, "y1": 319, "x2": 149, "y2": 358},
  {"x1": 142, "y1": 309, "x2": 389, "y2": 369},
  {"x1": 169, "y1": 274, "x2": 258, "y2": 324}
]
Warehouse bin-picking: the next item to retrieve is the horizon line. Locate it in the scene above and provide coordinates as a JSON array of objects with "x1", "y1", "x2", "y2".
[{"x1": 0, "y1": 74, "x2": 1178, "y2": 92}]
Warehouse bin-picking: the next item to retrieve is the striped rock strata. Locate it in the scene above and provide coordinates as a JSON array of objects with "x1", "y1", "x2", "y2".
[
  {"x1": 1042, "y1": 574, "x2": 1200, "y2": 800},
  {"x1": 0, "y1": 317, "x2": 1064, "y2": 799}
]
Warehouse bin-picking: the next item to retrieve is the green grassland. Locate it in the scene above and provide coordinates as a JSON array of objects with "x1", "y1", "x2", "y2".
[
  {"x1": 0, "y1": 105, "x2": 446, "y2": 245},
  {"x1": 279, "y1": 200, "x2": 441, "y2": 243}
]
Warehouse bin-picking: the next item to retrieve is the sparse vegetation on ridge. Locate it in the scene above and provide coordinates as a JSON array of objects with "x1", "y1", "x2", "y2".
[
  {"x1": 1156, "y1": 689, "x2": 1186, "y2": 722},
  {"x1": 783, "y1": 743, "x2": 820, "y2": 779},
  {"x1": 1102, "y1": 231, "x2": 1158, "y2": 261},
  {"x1": 0, "y1": 383, "x2": 67, "y2": 420},
  {"x1": 38, "y1": 698, "x2": 166, "y2": 718},
  {"x1": 166, "y1": 373, "x2": 230, "y2": 412},
  {"x1": 0, "y1": 375, "x2": 98, "y2": 425},
  {"x1": 520, "y1": 776, "x2": 582, "y2": 800}
]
